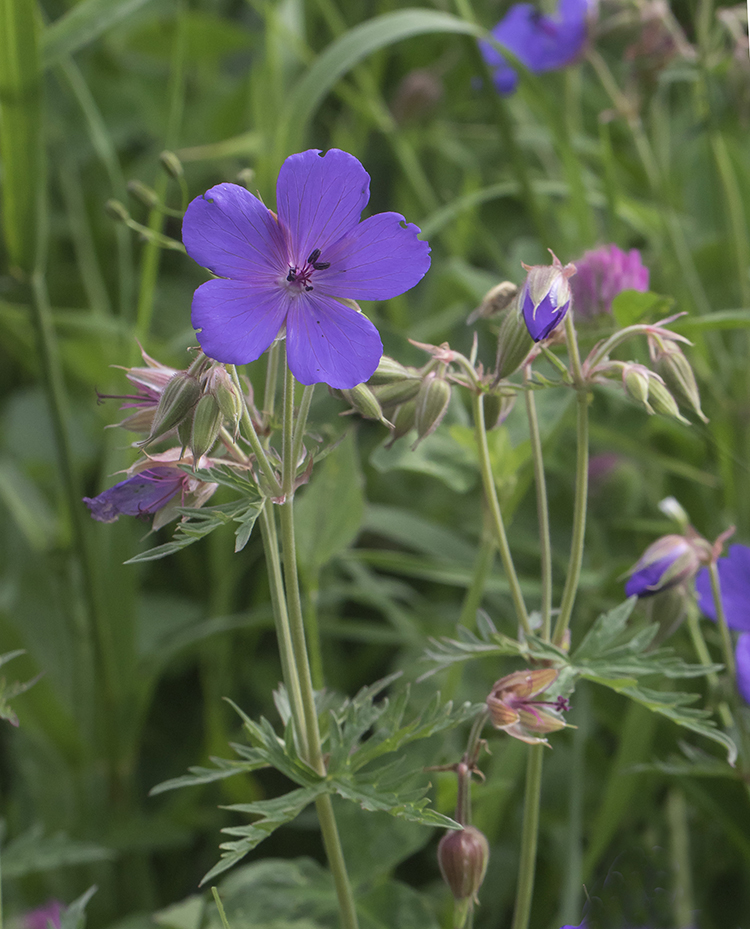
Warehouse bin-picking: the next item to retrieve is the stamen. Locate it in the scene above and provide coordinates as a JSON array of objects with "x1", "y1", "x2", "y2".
[
  {"x1": 287, "y1": 267, "x2": 297, "y2": 282},
  {"x1": 307, "y1": 248, "x2": 321, "y2": 264},
  {"x1": 304, "y1": 285, "x2": 314, "y2": 292},
  {"x1": 313, "y1": 261, "x2": 330, "y2": 270}
]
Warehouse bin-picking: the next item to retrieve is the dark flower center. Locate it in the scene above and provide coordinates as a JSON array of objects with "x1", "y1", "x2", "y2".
[{"x1": 285, "y1": 247, "x2": 330, "y2": 293}]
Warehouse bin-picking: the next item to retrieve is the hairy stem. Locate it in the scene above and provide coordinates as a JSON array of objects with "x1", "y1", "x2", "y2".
[
  {"x1": 524, "y1": 367, "x2": 552, "y2": 640},
  {"x1": 511, "y1": 745, "x2": 545, "y2": 929},
  {"x1": 471, "y1": 391, "x2": 530, "y2": 635}
]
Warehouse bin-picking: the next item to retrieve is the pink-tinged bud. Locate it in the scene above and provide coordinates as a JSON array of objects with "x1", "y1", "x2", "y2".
[
  {"x1": 438, "y1": 826, "x2": 490, "y2": 904},
  {"x1": 653, "y1": 340, "x2": 708, "y2": 423},
  {"x1": 486, "y1": 668, "x2": 568, "y2": 745},
  {"x1": 625, "y1": 534, "x2": 704, "y2": 598},
  {"x1": 520, "y1": 252, "x2": 576, "y2": 342}
]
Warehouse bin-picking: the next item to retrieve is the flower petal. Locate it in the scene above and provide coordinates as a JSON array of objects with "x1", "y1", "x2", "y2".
[
  {"x1": 276, "y1": 149, "x2": 370, "y2": 262},
  {"x1": 695, "y1": 544, "x2": 750, "y2": 631},
  {"x1": 182, "y1": 183, "x2": 287, "y2": 281},
  {"x1": 191, "y1": 279, "x2": 289, "y2": 365},
  {"x1": 736, "y1": 633, "x2": 750, "y2": 705},
  {"x1": 314, "y1": 212, "x2": 431, "y2": 301},
  {"x1": 83, "y1": 468, "x2": 183, "y2": 522},
  {"x1": 285, "y1": 292, "x2": 382, "y2": 389}
]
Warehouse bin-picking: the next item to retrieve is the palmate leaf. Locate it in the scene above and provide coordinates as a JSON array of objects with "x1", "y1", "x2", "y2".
[
  {"x1": 125, "y1": 498, "x2": 264, "y2": 563},
  {"x1": 149, "y1": 754, "x2": 268, "y2": 796}
]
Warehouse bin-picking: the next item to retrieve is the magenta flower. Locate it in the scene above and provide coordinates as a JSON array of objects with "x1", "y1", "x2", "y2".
[
  {"x1": 479, "y1": 0, "x2": 593, "y2": 95},
  {"x1": 22, "y1": 901, "x2": 63, "y2": 929},
  {"x1": 695, "y1": 544, "x2": 750, "y2": 632},
  {"x1": 570, "y1": 244, "x2": 650, "y2": 318},
  {"x1": 182, "y1": 149, "x2": 431, "y2": 389}
]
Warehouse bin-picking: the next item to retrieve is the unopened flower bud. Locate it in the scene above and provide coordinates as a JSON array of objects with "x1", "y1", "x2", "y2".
[
  {"x1": 413, "y1": 373, "x2": 451, "y2": 448},
  {"x1": 207, "y1": 365, "x2": 243, "y2": 437},
  {"x1": 159, "y1": 150, "x2": 184, "y2": 179},
  {"x1": 372, "y1": 378, "x2": 421, "y2": 407},
  {"x1": 483, "y1": 389, "x2": 516, "y2": 431},
  {"x1": 190, "y1": 393, "x2": 223, "y2": 460},
  {"x1": 367, "y1": 355, "x2": 414, "y2": 385},
  {"x1": 625, "y1": 534, "x2": 704, "y2": 598},
  {"x1": 385, "y1": 400, "x2": 417, "y2": 448},
  {"x1": 493, "y1": 302, "x2": 534, "y2": 382},
  {"x1": 468, "y1": 281, "x2": 519, "y2": 324},
  {"x1": 127, "y1": 179, "x2": 160, "y2": 210},
  {"x1": 105, "y1": 199, "x2": 130, "y2": 223},
  {"x1": 647, "y1": 377, "x2": 690, "y2": 424},
  {"x1": 520, "y1": 252, "x2": 576, "y2": 342},
  {"x1": 622, "y1": 363, "x2": 653, "y2": 411},
  {"x1": 341, "y1": 383, "x2": 391, "y2": 427},
  {"x1": 438, "y1": 826, "x2": 490, "y2": 908},
  {"x1": 142, "y1": 371, "x2": 202, "y2": 446},
  {"x1": 655, "y1": 341, "x2": 708, "y2": 423}
]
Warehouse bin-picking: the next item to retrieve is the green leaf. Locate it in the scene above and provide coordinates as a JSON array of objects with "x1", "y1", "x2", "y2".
[
  {"x1": 0, "y1": 0, "x2": 42, "y2": 272},
  {"x1": 1, "y1": 826, "x2": 113, "y2": 878},
  {"x1": 149, "y1": 755, "x2": 268, "y2": 796},
  {"x1": 612, "y1": 289, "x2": 674, "y2": 328},
  {"x1": 41, "y1": 0, "x2": 155, "y2": 68},
  {"x1": 294, "y1": 432, "x2": 365, "y2": 576},
  {"x1": 278, "y1": 9, "x2": 483, "y2": 153},
  {"x1": 0, "y1": 457, "x2": 60, "y2": 551},
  {"x1": 59, "y1": 886, "x2": 98, "y2": 929},
  {"x1": 204, "y1": 785, "x2": 326, "y2": 883},
  {"x1": 125, "y1": 499, "x2": 264, "y2": 563}
]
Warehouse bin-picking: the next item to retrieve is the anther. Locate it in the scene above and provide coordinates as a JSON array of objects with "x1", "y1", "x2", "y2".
[
  {"x1": 313, "y1": 261, "x2": 330, "y2": 270},
  {"x1": 305, "y1": 285, "x2": 314, "y2": 292},
  {"x1": 307, "y1": 248, "x2": 321, "y2": 264},
  {"x1": 287, "y1": 267, "x2": 297, "y2": 282}
]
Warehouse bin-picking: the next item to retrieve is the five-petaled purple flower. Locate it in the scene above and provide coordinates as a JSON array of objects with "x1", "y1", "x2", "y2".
[
  {"x1": 479, "y1": 0, "x2": 593, "y2": 95},
  {"x1": 695, "y1": 544, "x2": 750, "y2": 632},
  {"x1": 570, "y1": 244, "x2": 649, "y2": 319},
  {"x1": 182, "y1": 149, "x2": 431, "y2": 389},
  {"x1": 695, "y1": 544, "x2": 750, "y2": 705}
]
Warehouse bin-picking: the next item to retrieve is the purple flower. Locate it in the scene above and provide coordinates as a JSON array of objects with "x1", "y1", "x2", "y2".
[
  {"x1": 695, "y1": 544, "x2": 750, "y2": 632},
  {"x1": 736, "y1": 633, "x2": 750, "y2": 704},
  {"x1": 520, "y1": 252, "x2": 576, "y2": 341},
  {"x1": 625, "y1": 534, "x2": 701, "y2": 598},
  {"x1": 83, "y1": 453, "x2": 219, "y2": 530},
  {"x1": 570, "y1": 244, "x2": 649, "y2": 318},
  {"x1": 22, "y1": 901, "x2": 63, "y2": 929},
  {"x1": 182, "y1": 149, "x2": 431, "y2": 389},
  {"x1": 479, "y1": 0, "x2": 593, "y2": 95}
]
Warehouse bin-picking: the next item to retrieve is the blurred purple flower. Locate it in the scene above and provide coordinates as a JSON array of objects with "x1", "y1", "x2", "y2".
[
  {"x1": 479, "y1": 0, "x2": 593, "y2": 95},
  {"x1": 736, "y1": 633, "x2": 750, "y2": 704},
  {"x1": 182, "y1": 149, "x2": 431, "y2": 389},
  {"x1": 23, "y1": 901, "x2": 63, "y2": 929},
  {"x1": 695, "y1": 544, "x2": 750, "y2": 632},
  {"x1": 83, "y1": 453, "x2": 219, "y2": 530},
  {"x1": 570, "y1": 244, "x2": 649, "y2": 318},
  {"x1": 625, "y1": 534, "x2": 701, "y2": 598}
]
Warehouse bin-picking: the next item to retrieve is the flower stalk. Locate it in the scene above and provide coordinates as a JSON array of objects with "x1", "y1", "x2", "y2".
[
  {"x1": 510, "y1": 745, "x2": 545, "y2": 929},
  {"x1": 524, "y1": 366, "x2": 553, "y2": 639}
]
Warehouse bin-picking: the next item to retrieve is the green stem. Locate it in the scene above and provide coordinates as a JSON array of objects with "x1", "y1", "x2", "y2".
[
  {"x1": 293, "y1": 384, "x2": 316, "y2": 471},
  {"x1": 259, "y1": 504, "x2": 308, "y2": 757},
  {"x1": 510, "y1": 745, "x2": 545, "y2": 929},
  {"x1": 553, "y1": 317, "x2": 589, "y2": 647},
  {"x1": 263, "y1": 341, "x2": 281, "y2": 425},
  {"x1": 282, "y1": 360, "x2": 296, "y2": 497},
  {"x1": 685, "y1": 604, "x2": 733, "y2": 729},
  {"x1": 709, "y1": 562, "x2": 736, "y2": 680},
  {"x1": 315, "y1": 794, "x2": 361, "y2": 929},
  {"x1": 471, "y1": 391, "x2": 531, "y2": 635},
  {"x1": 667, "y1": 788, "x2": 694, "y2": 929},
  {"x1": 524, "y1": 367, "x2": 552, "y2": 640},
  {"x1": 229, "y1": 365, "x2": 283, "y2": 497}
]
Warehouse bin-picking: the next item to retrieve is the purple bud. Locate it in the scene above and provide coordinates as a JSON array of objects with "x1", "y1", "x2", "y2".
[
  {"x1": 520, "y1": 253, "x2": 576, "y2": 342},
  {"x1": 438, "y1": 826, "x2": 490, "y2": 902},
  {"x1": 625, "y1": 534, "x2": 702, "y2": 598}
]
